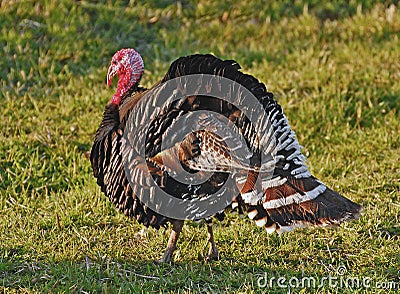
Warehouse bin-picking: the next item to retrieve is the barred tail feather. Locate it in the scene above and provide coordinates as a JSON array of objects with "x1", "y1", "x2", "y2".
[{"x1": 246, "y1": 177, "x2": 362, "y2": 234}]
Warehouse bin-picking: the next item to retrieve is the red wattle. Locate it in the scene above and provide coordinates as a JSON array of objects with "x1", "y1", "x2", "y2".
[{"x1": 111, "y1": 95, "x2": 121, "y2": 105}]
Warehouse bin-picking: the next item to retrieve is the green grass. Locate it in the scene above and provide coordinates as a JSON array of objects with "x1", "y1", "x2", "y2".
[{"x1": 1, "y1": 0, "x2": 399, "y2": 293}]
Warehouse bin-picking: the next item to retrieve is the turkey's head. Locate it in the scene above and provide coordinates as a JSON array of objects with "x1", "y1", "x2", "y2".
[{"x1": 107, "y1": 48, "x2": 144, "y2": 105}]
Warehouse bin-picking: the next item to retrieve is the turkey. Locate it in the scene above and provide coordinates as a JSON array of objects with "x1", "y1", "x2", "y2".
[{"x1": 90, "y1": 48, "x2": 362, "y2": 263}]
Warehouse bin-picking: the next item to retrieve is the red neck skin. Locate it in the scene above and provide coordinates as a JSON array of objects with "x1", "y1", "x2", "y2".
[{"x1": 110, "y1": 71, "x2": 134, "y2": 105}]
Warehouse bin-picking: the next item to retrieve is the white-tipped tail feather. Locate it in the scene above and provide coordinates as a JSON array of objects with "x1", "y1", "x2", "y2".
[{"x1": 243, "y1": 177, "x2": 362, "y2": 234}]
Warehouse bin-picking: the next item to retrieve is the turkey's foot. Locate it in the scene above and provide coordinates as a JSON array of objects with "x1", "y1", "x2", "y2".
[
  {"x1": 154, "y1": 220, "x2": 184, "y2": 265},
  {"x1": 153, "y1": 248, "x2": 175, "y2": 264},
  {"x1": 204, "y1": 247, "x2": 220, "y2": 262},
  {"x1": 203, "y1": 222, "x2": 220, "y2": 262}
]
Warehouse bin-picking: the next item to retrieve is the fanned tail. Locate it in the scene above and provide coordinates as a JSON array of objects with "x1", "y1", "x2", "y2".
[{"x1": 243, "y1": 176, "x2": 362, "y2": 233}]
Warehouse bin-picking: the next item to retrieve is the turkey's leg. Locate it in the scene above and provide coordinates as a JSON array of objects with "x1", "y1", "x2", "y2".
[
  {"x1": 205, "y1": 223, "x2": 220, "y2": 261},
  {"x1": 156, "y1": 220, "x2": 184, "y2": 264}
]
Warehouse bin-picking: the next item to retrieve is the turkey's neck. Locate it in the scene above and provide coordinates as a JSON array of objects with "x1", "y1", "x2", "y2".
[
  {"x1": 111, "y1": 72, "x2": 138, "y2": 105},
  {"x1": 111, "y1": 95, "x2": 121, "y2": 105},
  {"x1": 111, "y1": 86, "x2": 128, "y2": 105}
]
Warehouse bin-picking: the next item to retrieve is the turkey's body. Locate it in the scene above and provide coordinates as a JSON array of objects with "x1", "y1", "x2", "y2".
[{"x1": 90, "y1": 53, "x2": 362, "y2": 262}]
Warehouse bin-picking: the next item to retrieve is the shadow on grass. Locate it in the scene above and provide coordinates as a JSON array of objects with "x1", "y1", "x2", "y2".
[
  {"x1": 0, "y1": 230, "x2": 328, "y2": 292},
  {"x1": 1, "y1": 222, "x2": 399, "y2": 292},
  {"x1": 0, "y1": 254, "x2": 324, "y2": 293}
]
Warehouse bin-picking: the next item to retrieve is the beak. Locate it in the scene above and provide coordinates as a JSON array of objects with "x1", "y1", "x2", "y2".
[{"x1": 107, "y1": 65, "x2": 117, "y2": 87}]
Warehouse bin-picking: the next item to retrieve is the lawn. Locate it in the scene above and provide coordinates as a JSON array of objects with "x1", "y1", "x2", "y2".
[{"x1": 1, "y1": 0, "x2": 399, "y2": 293}]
